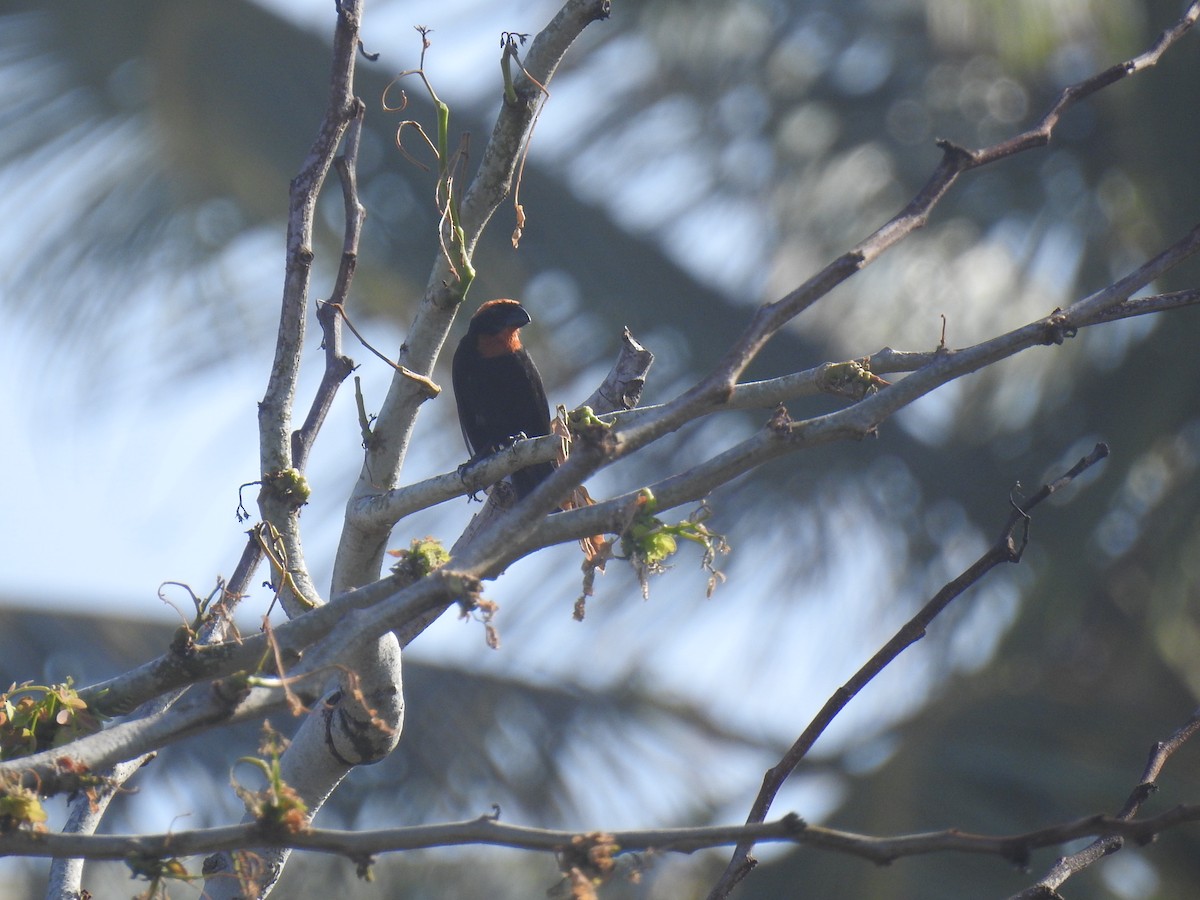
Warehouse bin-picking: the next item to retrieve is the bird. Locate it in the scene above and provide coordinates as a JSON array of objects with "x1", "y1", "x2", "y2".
[{"x1": 452, "y1": 298, "x2": 555, "y2": 500}]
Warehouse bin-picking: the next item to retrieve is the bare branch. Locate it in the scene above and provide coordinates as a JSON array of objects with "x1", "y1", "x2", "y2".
[
  {"x1": 1011, "y1": 710, "x2": 1200, "y2": 898},
  {"x1": 259, "y1": 0, "x2": 365, "y2": 477},
  {"x1": 46, "y1": 746, "x2": 158, "y2": 897},
  {"x1": 250, "y1": 0, "x2": 373, "y2": 627},
  {"x1": 708, "y1": 445, "x2": 1110, "y2": 898},
  {"x1": 14, "y1": 801, "x2": 1200, "y2": 874},
  {"x1": 613, "y1": 1, "x2": 1200, "y2": 459},
  {"x1": 291, "y1": 100, "x2": 367, "y2": 473},
  {"x1": 343, "y1": 267, "x2": 1200, "y2": 562}
]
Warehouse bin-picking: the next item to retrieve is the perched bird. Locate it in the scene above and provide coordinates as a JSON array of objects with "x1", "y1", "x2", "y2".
[{"x1": 452, "y1": 298, "x2": 555, "y2": 500}]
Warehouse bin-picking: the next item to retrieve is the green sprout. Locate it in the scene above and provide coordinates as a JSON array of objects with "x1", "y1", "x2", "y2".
[
  {"x1": 620, "y1": 491, "x2": 730, "y2": 599},
  {"x1": 388, "y1": 536, "x2": 450, "y2": 581},
  {"x1": 125, "y1": 852, "x2": 193, "y2": 898},
  {"x1": 232, "y1": 723, "x2": 308, "y2": 833},
  {"x1": 0, "y1": 783, "x2": 48, "y2": 832},
  {"x1": 263, "y1": 468, "x2": 311, "y2": 507},
  {"x1": 0, "y1": 679, "x2": 101, "y2": 761}
]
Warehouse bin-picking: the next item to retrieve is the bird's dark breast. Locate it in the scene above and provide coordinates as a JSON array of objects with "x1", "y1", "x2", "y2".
[{"x1": 452, "y1": 347, "x2": 552, "y2": 456}]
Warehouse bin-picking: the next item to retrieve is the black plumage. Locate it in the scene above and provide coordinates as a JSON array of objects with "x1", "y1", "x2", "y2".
[{"x1": 452, "y1": 299, "x2": 555, "y2": 499}]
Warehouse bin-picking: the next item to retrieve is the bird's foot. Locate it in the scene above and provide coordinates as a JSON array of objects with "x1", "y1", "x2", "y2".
[
  {"x1": 488, "y1": 432, "x2": 529, "y2": 453},
  {"x1": 457, "y1": 457, "x2": 487, "y2": 502}
]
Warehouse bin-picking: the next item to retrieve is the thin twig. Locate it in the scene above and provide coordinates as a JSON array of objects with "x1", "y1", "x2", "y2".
[{"x1": 322, "y1": 300, "x2": 441, "y2": 395}]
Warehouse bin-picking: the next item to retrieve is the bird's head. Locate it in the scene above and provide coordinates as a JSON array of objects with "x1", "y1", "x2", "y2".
[{"x1": 468, "y1": 298, "x2": 532, "y2": 356}]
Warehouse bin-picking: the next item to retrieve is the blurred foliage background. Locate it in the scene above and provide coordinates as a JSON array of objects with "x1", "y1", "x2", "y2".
[{"x1": 2, "y1": 0, "x2": 1200, "y2": 897}]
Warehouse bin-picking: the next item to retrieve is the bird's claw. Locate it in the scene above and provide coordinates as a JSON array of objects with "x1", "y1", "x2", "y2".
[
  {"x1": 487, "y1": 432, "x2": 529, "y2": 454},
  {"x1": 457, "y1": 458, "x2": 486, "y2": 502}
]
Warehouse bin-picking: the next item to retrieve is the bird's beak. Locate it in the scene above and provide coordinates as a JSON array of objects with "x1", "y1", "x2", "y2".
[{"x1": 502, "y1": 304, "x2": 532, "y2": 328}]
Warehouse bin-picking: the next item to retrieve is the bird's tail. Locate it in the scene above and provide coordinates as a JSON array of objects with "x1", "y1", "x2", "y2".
[{"x1": 511, "y1": 461, "x2": 556, "y2": 500}]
